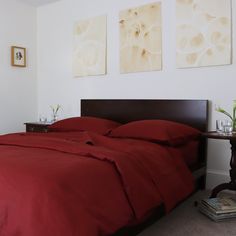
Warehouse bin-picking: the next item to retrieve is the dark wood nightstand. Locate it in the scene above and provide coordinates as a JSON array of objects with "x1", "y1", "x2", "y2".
[
  {"x1": 24, "y1": 122, "x2": 52, "y2": 133},
  {"x1": 202, "y1": 131, "x2": 236, "y2": 198}
]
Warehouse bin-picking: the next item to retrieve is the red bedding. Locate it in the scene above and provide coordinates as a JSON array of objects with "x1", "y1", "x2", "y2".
[
  {"x1": 169, "y1": 140, "x2": 200, "y2": 168},
  {"x1": 0, "y1": 131, "x2": 194, "y2": 236}
]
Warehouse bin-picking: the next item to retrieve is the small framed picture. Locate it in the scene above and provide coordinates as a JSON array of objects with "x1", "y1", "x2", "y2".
[{"x1": 11, "y1": 46, "x2": 26, "y2": 67}]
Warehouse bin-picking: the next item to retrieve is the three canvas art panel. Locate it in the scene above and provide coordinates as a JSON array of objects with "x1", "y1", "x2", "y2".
[{"x1": 73, "y1": 0, "x2": 232, "y2": 77}]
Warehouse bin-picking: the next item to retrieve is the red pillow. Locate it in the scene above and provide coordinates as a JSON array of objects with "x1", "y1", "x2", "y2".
[
  {"x1": 109, "y1": 120, "x2": 201, "y2": 146},
  {"x1": 49, "y1": 116, "x2": 121, "y2": 135}
]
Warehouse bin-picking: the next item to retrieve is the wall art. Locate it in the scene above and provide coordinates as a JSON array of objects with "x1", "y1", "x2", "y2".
[
  {"x1": 176, "y1": 0, "x2": 232, "y2": 68},
  {"x1": 11, "y1": 46, "x2": 26, "y2": 67},
  {"x1": 119, "y1": 2, "x2": 162, "y2": 73},
  {"x1": 73, "y1": 15, "x2": 107, "y2": 77}
]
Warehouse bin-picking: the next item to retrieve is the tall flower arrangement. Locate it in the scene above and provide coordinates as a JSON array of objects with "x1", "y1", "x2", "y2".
[{"x1": 216, "y1": 100, "x2": 236, "y2": 131}]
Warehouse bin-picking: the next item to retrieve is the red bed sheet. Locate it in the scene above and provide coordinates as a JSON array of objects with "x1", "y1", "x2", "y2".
[
  {"x1": 0, "y1": 131, "x2": 194, "y2": 236},
  {"x1": 169, "y1": 140, "x2": 199, "y2": 168}
]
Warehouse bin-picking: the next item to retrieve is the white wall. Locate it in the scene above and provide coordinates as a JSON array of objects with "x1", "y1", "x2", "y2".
[
  {"x1": 37, "y1": 0, "x2": 236, "y2": 189},
  {"x1": 0, "y1": 0, "x2": 37, "y2": 134}
]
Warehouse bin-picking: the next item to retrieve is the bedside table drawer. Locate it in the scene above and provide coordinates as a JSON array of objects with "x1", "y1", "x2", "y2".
[{"x1": 25, "y1": 122, "x2": 51, "y2": 133}]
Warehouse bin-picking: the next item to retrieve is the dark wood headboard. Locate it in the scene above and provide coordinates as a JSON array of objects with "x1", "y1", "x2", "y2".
[{"x1": 81, "y1": 99, "x2": 208, "y2": 132}]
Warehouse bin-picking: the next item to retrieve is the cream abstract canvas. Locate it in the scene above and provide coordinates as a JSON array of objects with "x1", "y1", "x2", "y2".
[
  {"x1": 119, "y1": 2, "x2": 162, "y2": 73},
  {"x1": 176, "y1": 0, "x2": 232, "y2": 68},
  {"x1": 73, "y1": 15, "x2": 107, "y2": 77}
]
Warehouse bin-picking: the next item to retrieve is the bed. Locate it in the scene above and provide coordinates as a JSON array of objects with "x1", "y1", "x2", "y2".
[
  {"x1": 0, "y1": 99, "x2": 208, "y2": 236},
  {"x1": 81, "y1": 99, "x2": 208, "y2": 235}
]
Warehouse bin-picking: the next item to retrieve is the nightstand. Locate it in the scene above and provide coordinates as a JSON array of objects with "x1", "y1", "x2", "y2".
[
  {"x1": 202, "y1": 131, "x2": 236, "y2": 198},
  {"x1": 24, "y1": 122, "x2": 52, "y2": 133}
]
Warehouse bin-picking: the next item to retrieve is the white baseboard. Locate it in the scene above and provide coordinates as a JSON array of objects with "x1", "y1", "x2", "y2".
[{"x1": 206, "y1": 169, "x2": 230, "y2": 190}]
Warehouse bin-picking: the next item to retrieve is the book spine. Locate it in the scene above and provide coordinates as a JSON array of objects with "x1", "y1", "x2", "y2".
[
  {"x1": 199, "y1": 206, "x2": 236, "y2": 220},
  {"x1": 201, "y1": 201, "x2": 236, "y2": 214}
]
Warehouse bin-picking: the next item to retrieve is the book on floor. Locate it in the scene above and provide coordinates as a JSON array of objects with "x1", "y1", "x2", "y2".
[
  {"x1": 199, "y1": 197, "x2": 236, "y2": 222},
  {"x1": 199, "y1": 205, "x2": 236, "y2": 222},
  {"x1": 201, "y1": 197, "x2": 236, "y2": 214}
]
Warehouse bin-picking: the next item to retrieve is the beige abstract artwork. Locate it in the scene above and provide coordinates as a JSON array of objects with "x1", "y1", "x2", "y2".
[
  {"x1": 176, "y1": 0, "x2": 232, "y2": 68},
  {"x1": 119, "y1": 2, "x2": 162, "y2": 73},
  {"x1": 73, "y1": 15, "x2": 106, "y2": 77}
]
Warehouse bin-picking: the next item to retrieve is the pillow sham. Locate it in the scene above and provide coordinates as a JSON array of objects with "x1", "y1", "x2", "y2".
[
  {"x1": 108, "y1": 120, "x2": 201, "y2": 146},
  {"x1": 49, "y1": 116, "x2": 121, "y2": 135}
]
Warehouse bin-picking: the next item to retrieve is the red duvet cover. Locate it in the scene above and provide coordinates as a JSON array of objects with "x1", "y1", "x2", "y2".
[{"x1": 0, "y1": 131, "x2": 194, "y2": 236}]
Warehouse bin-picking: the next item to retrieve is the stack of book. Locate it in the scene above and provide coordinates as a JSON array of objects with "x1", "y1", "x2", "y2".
[{"x1": 199, "y1": 197, "x2": 236, "y2": 222}]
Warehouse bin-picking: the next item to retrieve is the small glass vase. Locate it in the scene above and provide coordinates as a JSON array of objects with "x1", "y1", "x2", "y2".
[{"x1": 52, "y1": 113, "x2": 58, "y2": 122}]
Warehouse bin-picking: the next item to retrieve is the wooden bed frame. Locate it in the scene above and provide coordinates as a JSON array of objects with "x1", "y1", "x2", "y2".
[{"x1": 81, "y1": 99, "x2": 209, "y2": 235}]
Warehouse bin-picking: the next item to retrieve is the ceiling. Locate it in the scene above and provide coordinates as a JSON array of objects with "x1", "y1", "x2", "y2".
[{"x1": 18, "y1": 0, "x2": 60, "y2": 7}]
